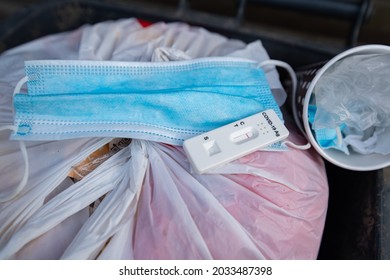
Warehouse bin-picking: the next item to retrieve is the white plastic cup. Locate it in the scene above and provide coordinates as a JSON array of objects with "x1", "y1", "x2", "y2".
[{"x1": 293, "y1": 44, "x2": 390, "y2": 171}]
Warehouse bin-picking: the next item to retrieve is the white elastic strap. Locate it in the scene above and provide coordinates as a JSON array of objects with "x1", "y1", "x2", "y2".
[
  {"x1": 259, "y1": 59, "x2": 297, "y2": 105},
  {"x1": 260, "y1": 59, "x2": 301, "y2": 136},
  {"x1": 0, "y1": 125, "x2": 29, "y2": 202},
  {"x1": 11, "y1": 76, "x2": 28, "y2": 116},
  {"x1": 13, "y1": 76, "x2": 28, "y2": 96},
  {"x1": 284, "y1": 140, "x2": 311, "y2": 150},
  {"x1": 259, "y1": 60, "x2": 311, "y2": 151}
]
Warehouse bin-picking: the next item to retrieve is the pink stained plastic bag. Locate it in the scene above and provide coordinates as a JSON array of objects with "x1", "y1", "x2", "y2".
[{"x1": 130, "y1": 123, "x2": 328, "y2": 260}]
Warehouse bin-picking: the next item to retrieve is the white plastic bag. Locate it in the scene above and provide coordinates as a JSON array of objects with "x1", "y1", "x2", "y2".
[
  {"x1": 0, "y1": 138, "x2": 110, "y2": 247},
  {"x1": 1, "y1": 125, "x2": 328, "y2": 260},
  {"x1": 0, "y1": 140, "x2": 134, "y2": 259},
  {"x1": 312, "y1": 54, "x2": 390, "y2": 155},
  {"x1": 11, "y1": 178, "x2": 89, "y2": 259},
  {"x1": 133, "y1": 141, "x2": 266, "y2": 259},
  {"x1": 61, "y1": 140, "x2": 147, "y2": 259},
  {"x1": 127, "y1": 125, "x2": 327, "y2": 259},
  {"x1": 0, "y1": 18, "x2": 328, "y2": 259},
  {"x1": 314, "y1": 54, "x2": 390, "y2": 131}
]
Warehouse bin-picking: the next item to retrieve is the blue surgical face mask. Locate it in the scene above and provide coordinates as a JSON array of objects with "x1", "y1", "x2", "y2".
[
  {"x1": 11, "y1": 57, "x2": 283, "y2": 145},
  {"x1": 308, "y1": 104, "x2": 349, "y2": 154},
  {"x1": 2, "y1": 57, "x2": 309, "y2": 202}
]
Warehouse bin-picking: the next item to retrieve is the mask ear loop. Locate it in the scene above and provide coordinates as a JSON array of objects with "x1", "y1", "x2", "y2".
[
  {"x1": 12, "y1": 76, "x2": 28, "y2": 114},
  {"x1": 259, "y1": 60, "x2": 311, "y2": 151},
  {"x1": 283, "y1": 140, "x2": 311, "y2": 150},
  {"x1": 0, "y1": 76, "x2": 29, "y2": 202}
]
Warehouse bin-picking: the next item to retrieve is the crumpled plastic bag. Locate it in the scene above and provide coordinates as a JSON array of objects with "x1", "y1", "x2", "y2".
[
  {"x1": 1, "y1": 127, "x2": 328, "y2": 259},
  {"x1": 312, "y1": 54, "x2": 390, "y2": 155},
  {"x1": 0, "y1": 18, "x2": 328, "y2": 259},
  {"x1": 314, "y1": 54, "x2": 390, "y2": 131},
  {"x1": 0, "y1": 140, "x2": 139, "y2": 259},
  {"x1": 130, "y1": 134, "x2": 328, "y2": 260}
]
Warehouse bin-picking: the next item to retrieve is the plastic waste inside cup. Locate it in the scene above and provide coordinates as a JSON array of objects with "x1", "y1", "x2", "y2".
[{"x1": 293, "y1": 44, "x2": 390, "y2": 171}]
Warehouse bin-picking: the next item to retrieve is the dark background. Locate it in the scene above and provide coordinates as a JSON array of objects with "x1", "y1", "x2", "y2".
[{"x1": 0, "y1": 0, "x2": 389, "y2": 46}]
